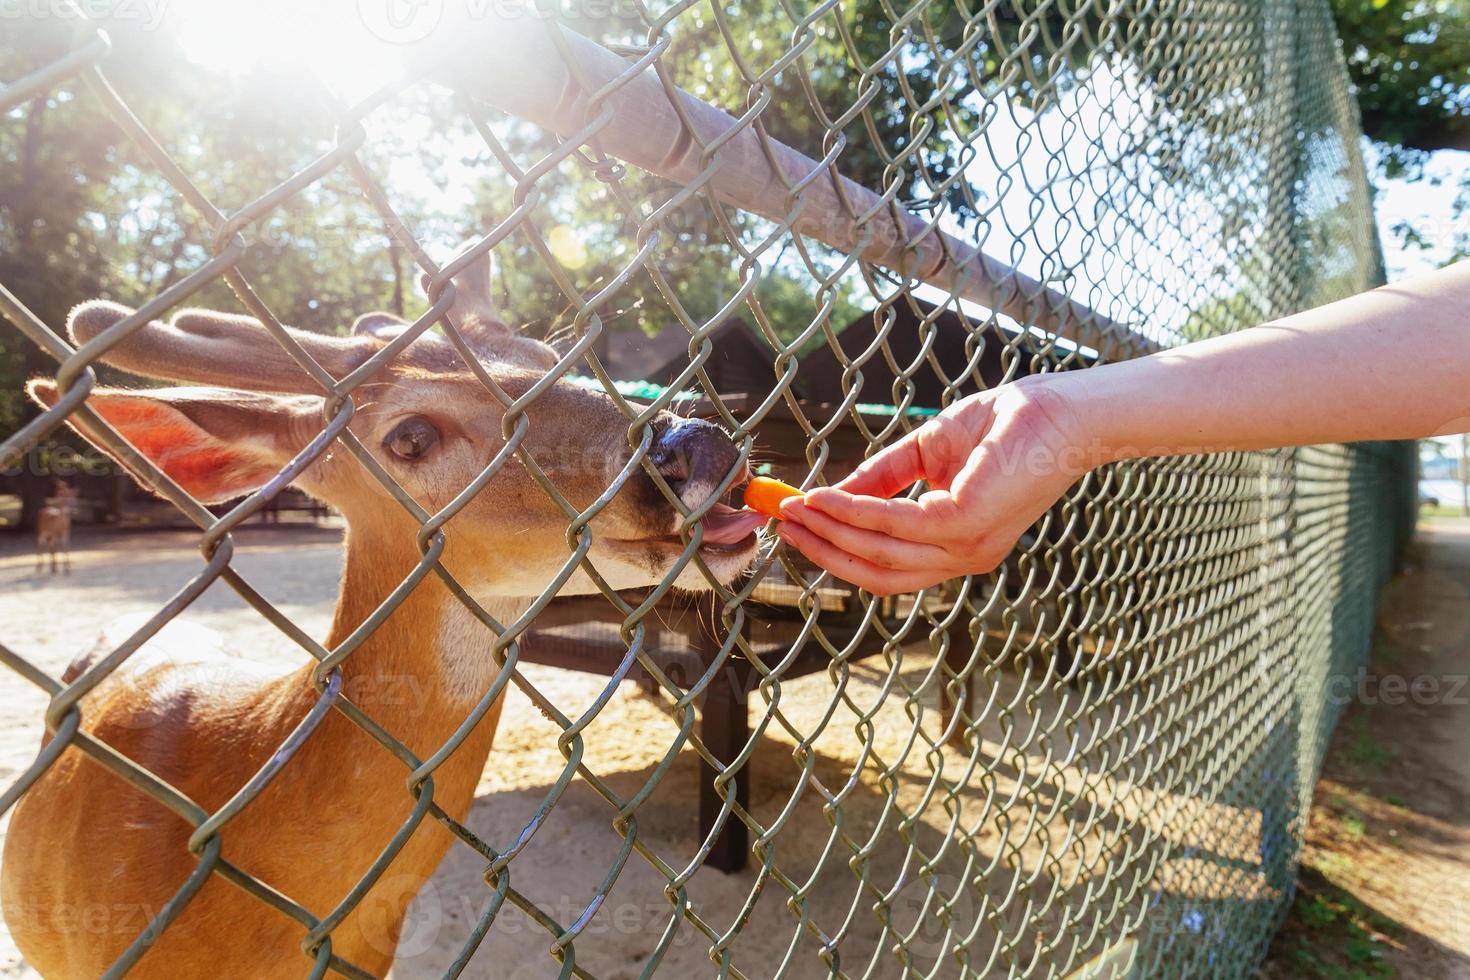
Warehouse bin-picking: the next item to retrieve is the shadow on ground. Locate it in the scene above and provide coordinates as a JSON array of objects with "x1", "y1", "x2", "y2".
[{"x1": 1261, "y1": 518, "x2": 1470, "y2": 980}]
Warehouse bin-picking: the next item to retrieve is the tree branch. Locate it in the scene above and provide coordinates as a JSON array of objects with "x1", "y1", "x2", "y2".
[{"x1": 1359, "y1": 110, "x2": 1470, "y2": 154}]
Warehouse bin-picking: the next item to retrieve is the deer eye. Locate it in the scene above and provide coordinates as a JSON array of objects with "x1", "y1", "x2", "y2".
[{"x1": 384, "y1": 416, "x2": 439, "y2": 462}]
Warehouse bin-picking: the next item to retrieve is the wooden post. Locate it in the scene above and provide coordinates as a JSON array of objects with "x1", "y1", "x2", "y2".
[{"x1": 698, "y1": 599, "x2": 750, "y2": 873}]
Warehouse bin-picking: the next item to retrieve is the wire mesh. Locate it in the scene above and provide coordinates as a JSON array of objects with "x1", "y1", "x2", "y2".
[{"x1": 0, "y1": 1, "x2": 1417, "y2": 978}]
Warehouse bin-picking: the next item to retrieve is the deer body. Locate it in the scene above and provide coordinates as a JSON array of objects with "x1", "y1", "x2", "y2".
[
  {"x1": 6, "y1": 539, "x2": 510, "y2": 978},
  {"x1": 1, "y1": 248, "x2": 763, "y2": 977}
]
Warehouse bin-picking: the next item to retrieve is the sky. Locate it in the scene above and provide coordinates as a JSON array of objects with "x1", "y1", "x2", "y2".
[
  {"x1": 1361, "y1": 147, "x2": 1469, "y2": 464},
  {"x1": 162, "y1": 1, "x2": 1466, "y2": 283},
  {"x1": 136, "y1": 0, "x2": 1470, "y2": 473},
  {"x1": 1368, "y1": 144, "x2": 1470, "y2": 280}
]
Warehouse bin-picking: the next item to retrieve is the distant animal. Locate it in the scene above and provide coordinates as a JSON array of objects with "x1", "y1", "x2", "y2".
[
  {"x1": 34, "y1": 481, "x2": 79, "y2": 575},
  {"x1": 1, "y1": 246, "x2": 762, "y2": 978}
]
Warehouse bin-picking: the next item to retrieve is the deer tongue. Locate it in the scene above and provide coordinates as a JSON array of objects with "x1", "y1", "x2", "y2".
[{"x1": 699, "y1": 505, "x2": 766, "y2": 545}]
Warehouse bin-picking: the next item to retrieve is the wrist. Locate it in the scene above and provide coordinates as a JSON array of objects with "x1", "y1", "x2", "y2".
[{"x1": 1006, "y1": 372, "x2": 1111, "y2": 479}]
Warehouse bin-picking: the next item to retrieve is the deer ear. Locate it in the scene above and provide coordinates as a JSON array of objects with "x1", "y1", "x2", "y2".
[
  {"x1": 27, "y1": 380, "x2": 322, "y2": 504},
  {"x1": 423, "y1": 241, "x2": 511, "y2": 346},
  {"x1": 66, "y1": 301, "x2": 379, "y2": 394},
  {"x1": 351, "y1": 311, "x2": 409, "y2": 340}
]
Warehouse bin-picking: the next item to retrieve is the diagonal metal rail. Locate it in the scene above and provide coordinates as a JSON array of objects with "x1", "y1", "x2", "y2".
[{"x1": 405, "y1": 11, "x2": 1154, "y2": 360}]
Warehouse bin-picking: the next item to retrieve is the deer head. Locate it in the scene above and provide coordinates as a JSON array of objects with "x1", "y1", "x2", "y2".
[{"x1": 28, "y1": 245, "x2": 765, "y2": 599}]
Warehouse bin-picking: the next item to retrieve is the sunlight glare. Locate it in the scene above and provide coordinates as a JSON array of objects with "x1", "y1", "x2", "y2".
[
  {"x1": 167, "y1": 0, "x2": 401, "y2": 99},
  {"x1": 548, "y1": 225, "x2": 589, "y2": 270}
]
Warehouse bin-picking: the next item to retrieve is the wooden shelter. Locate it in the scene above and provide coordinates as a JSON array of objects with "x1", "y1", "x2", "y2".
[{"x1": 589, "y1": 315, "x2": 794, "y2": 402}]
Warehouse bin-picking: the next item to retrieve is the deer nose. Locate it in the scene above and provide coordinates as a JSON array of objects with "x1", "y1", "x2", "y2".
[{"x1": 648, "y1": 416, "x2": 742, "y2": 508}]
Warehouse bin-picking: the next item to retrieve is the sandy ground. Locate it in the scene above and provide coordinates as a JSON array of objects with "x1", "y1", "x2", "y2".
[
  {"x1": 0, "y1": 525, "x2": 1043, "y2": 979},
  {"x1": 1261, "y1": 519, "x2": 1470, "y2": 979},
  {"x1": 5, "y1": 522, "x2": 1456, "y2": 978},
  {"x1": 0, "y1": 526, "x2": 346, "y2": 980}
]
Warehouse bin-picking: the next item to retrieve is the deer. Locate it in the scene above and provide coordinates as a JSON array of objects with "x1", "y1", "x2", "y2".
[
  {"x1": 34, "y1": 480, "x2": 80, "y2": 575},
  {"x1": 1, "y1": 248, "x2": 768, "y2": 979}
]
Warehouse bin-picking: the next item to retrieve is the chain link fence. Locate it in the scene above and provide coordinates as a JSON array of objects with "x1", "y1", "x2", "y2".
[{"x1": 0, "y1": 0, "x2": 1417, "y2": 977}]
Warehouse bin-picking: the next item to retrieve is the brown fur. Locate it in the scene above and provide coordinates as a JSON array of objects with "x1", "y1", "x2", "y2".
[{"x1": 5, "y1": 531, "x2": 504, "y2": 977}]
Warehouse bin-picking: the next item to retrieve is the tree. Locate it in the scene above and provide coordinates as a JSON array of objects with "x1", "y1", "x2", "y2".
[
  {"x1": 5, "y1": 0, "x2": 1463, "y2": 445},
  {"x1": 1330, "y1": 0, "x2": 1470, "y2": 155},
  {"x1": 1327, "y1": 0, "x2": 1470, "y2": 271},
  {"x1": 0, "y1": 6, "x2": 892, "y2": 446}
]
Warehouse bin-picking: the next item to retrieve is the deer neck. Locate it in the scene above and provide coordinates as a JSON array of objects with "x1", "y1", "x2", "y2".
[
  {"x1": 225, "y1": 531, "x2": 524, "y2": 951},
  {"x1": 288, "y1": 529, "x2": 527, "y2": 774}
]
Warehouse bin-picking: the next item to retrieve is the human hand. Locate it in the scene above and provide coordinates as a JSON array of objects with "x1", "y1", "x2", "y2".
[{"x1": 775, "y1": 379, "x2": 1096, "y2": 595}]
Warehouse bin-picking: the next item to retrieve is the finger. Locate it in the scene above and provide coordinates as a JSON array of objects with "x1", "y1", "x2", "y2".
[
  {"x1": 778, "y1": 502, "x2": 953, "y2": 570},
  {"x1": 790, "y1": 488, "x2": 962, "y2": 545},
  {"x1": 838, "y1": 403, "x2": 991, "y2": 498},
  {"x1": 775, "y1": 522, "x2": 952, "y2": 595},
  {"x1": 833, "y1": 429, "x2": 927, "y2": 498}
]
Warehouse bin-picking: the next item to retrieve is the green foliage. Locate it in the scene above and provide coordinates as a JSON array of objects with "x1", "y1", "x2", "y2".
[
  {"x1": 1280, "y1": 869, "x2": 1400, "y2": 980},
  {"x1": 1330, "y1": 0, "x2": 1469, "y2": 273},
  {"x1": 0, "y1": 16, "x2": 439, "y2": 432},
  {"x1": 1, "y1": 5, "x2": 912, "y2": 435},
  {"x1": 1330, "y1": 0, "x2": 1470, "y2": 155}
]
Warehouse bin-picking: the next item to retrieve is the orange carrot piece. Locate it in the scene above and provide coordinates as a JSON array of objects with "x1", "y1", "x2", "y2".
[{"x1": 744, "y1": 476, "x2": 803, "y2": 519}]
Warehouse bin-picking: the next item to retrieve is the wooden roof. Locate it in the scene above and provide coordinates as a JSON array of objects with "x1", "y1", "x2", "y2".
[
  {"x1": 584, "y1": 300, "x2": 1082, "y2": 412},
  {"x1": 797, "y1": 300, "x2": 1065, "y2": 410},
  {"x1": 587, "y1": 316, "x2": 794, "y2": 402}
]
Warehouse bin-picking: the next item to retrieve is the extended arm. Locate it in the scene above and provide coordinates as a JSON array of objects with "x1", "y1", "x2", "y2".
[
  {"x1": 777, "y1": 260, "x2": 1470, "y2": 593},
  {"x1": 1063, "y1": 259, "x2": 1470, "y2": 457}
]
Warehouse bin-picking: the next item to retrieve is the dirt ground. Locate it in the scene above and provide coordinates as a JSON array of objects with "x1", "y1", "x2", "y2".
[
  {"x1": 0, "y1": 521, "x2": 1466, "y2": 979},
  {"x1": 1260, "y1": 518, "x2": 1470, "y2": 980},
  {"x1": 0, "y1": 525, "x2": 345, "y2": 980}
]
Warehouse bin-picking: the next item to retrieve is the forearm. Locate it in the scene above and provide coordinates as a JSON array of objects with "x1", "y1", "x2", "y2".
[{"x1": 1044, "y1": 260, "x2": 1470, "y2": 464}]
